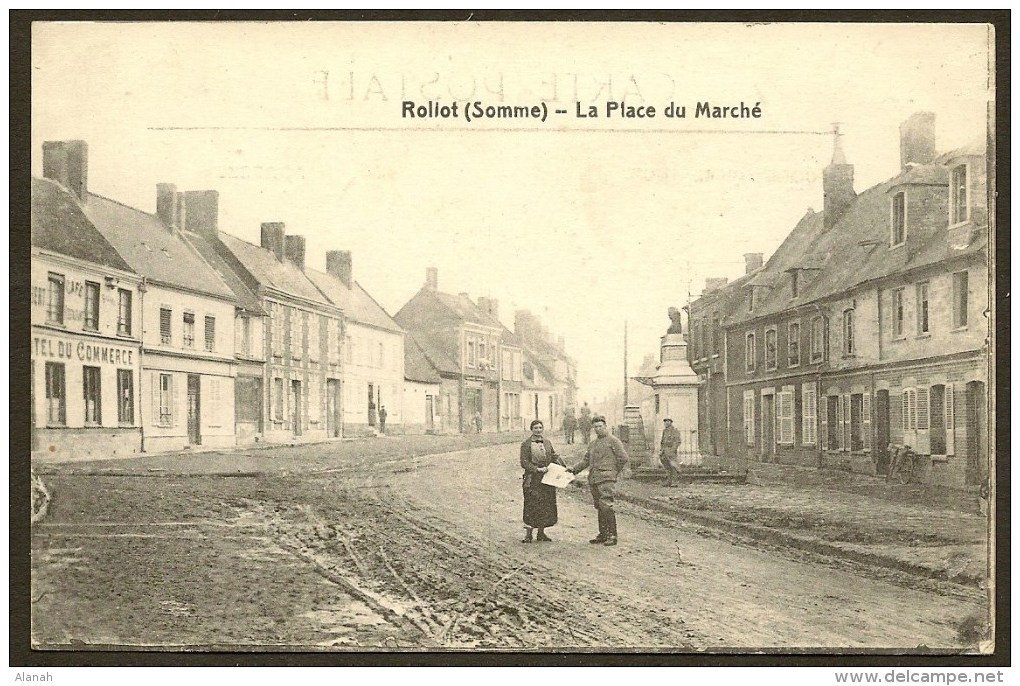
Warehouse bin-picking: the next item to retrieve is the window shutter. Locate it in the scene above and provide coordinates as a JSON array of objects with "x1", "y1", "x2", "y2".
[
  {"x1": 862, "y1": 392, "x2": 872, "y2": 452},
  {"x1": 820, "y1": 395, "x2": 828, "y2": 451},
  {"x1": 151, "y1": 372, "x2": 160, "y2": 425},
  {"x1": 835, "y1": 395, "x2": 845, "y2": 450},
  {"x1": 902, "y1": 391, "x2": 910, "y2": 432},
  {"x1": 173, "y1": 376, "x2": 182, "y2": 428},
  {"x1": 916, "y1": 387, "x2": 930, "y2": 453},
  {"x1": 945, "y1": 383, "x2": 955, "y2": 455},
  {"x1": 779, "y1": 389, "x2": 794, "y2": 444}
]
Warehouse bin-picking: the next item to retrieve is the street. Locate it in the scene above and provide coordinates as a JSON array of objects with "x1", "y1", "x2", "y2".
[{"x1": 31, "y1": 437, "x2": 987, "y2": 651}]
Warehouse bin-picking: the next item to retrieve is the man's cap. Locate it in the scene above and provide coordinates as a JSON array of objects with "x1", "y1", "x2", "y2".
[{"x1": 663, "y1": 418, "x2": 673, "y2": 423}]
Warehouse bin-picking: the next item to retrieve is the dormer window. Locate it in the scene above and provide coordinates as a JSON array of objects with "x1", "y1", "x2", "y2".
[
  {"x1": 951, "y1": 164, "x2": 968, "y2": 225},
  {"x1": 891, "y1": 192, "x2": 906, "y2": 246}
]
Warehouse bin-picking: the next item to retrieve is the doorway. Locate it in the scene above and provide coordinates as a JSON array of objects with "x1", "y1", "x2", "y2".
[
  {"x1": 368, "y1": 383, "x2": 377, "y2": 427},
  {"x1": 187, "y1": 374, "x2": 201, "y2": 445},
  {"x1": 425, "y1": 395, "x2": 435, "y2": 432},
  {"x1": 761, "y1": 393, "x2": 775, "y2": 462},
  {"x1": 875, "y1": 390, "x2": 891, "y2": 474},
  {"x1": 326, "y1": 379, "x2": 342, "y2": 438},
  {"x1": 291, "y1": 379, "x2": 302, "y2": 436}
]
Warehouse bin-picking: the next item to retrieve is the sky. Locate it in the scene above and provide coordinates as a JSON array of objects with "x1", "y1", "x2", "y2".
[{"x1": 30, "y1": 21, "x2": 992, "y2": 403}]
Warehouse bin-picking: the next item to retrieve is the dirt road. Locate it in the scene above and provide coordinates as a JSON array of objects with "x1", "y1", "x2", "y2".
[{"x1": 30, "y1": 440, "x2": 985, "y2": 651}]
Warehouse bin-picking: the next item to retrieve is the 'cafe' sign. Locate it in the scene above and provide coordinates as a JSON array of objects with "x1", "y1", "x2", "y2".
[{"x1": 33, "y1": 336, "x2": 136, "y2": 366}]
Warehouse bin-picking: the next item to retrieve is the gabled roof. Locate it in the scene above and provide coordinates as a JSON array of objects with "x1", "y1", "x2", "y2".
[
  {"x1": 31, "y1": 178, "x2": 133, "y2": 273},
  {"x1": 217, "y1": 232, "x2": 333, "y2": 307},
  {"x1": 431, "y1": 291, "x2": 503, "y2": 328},
  {"x1": 403, "y1": 333, "x2": 442, "y2": 384},
  {"x1": 81, "y1": 192, "x2": 235, "y2": 300},
  {"x1": 183, "y1": 232, "x2": 265, "y2": 315},
  {"x1": 305, "y1": 269, "x2": 403, "y2": 333}
]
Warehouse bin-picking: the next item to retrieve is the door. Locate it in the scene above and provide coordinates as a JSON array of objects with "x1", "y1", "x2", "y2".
[
  {"x1": 425, "y1": 395, "x2": 435, "y2": 431},
  {"x1": 291, "y1": 379, "x2": 302, "y2": 436},
  {"x1": 929, "y1": 385, "x2": 946, "y2": 455},
  {"x1": 761, "y1": 394, "x2": 775, "y2": 462},
  {"x1": 326, "y1": 379, "x2": 342, "y2": 437},
  {"x1": 187, "y1": 374, "x2": 201, "y2": 445},
  {"x1": 875, "y1": 390, "x2": 891, "y2": 474},
  {"x1": 965, "y1": 381, "x2": 986, "y2": 486},
  {"x1": 367, "y1": 383, "x2": 376, "y2": 426}
]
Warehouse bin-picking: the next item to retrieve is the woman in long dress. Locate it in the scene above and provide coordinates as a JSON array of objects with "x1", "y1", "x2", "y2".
[{"x1": 519, "y1": 419, "x2": 565, "y2": 543}]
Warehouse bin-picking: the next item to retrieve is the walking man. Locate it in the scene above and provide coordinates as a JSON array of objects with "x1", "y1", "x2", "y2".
[
  {"x1": 659, "y1": 418, "x2": 683, "y2": 487},
  {"x1": 378, "y1": 405, "x2": 388, "y2": 434},
  {"x1": 568, "y1": 415, "x2": 630, "y2": 546},
  {"x1": 578, "y1": 402, "x2": 593, "y2": 444},
  {"x1": 562, "y1": 409, "x2": 578, "y2": 444}
]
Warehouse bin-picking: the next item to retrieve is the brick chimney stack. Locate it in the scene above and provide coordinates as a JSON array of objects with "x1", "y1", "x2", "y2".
[
  {"x1": 42, "y1": 140, "x2": 88, "y2": 202},
  {"x1": 823, "y1": 124, "x2": 856, "y2": 231},
  {"x1": 260, "y1": 222, "x2": 286, "y2": 262},
  {"x1": 183, "y1": 190, "x2": 219, "y2": 238},
  {"x1": 156, "y1": 183, "x2": 179, "y2": 230},
  {"x1": 899, "y1": 112, "x2": 936, "y2": 168},
  {"x1": 326, "y1": 250, "x2": 353, "y2": 288},
  {"x1": 425, "y1": 267, "x2": 438, "y2": 292},
  {"x1": 743, "y1": 253, "x2": 763, "y2": 274},
  {"x1": 284, "y1": 235, "x2": 306, "y2": 271}
]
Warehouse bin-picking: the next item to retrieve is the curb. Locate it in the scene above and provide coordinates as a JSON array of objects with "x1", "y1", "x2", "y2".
[{"x1": 616, "y1": 490, "x2": 984, "y2": 588}]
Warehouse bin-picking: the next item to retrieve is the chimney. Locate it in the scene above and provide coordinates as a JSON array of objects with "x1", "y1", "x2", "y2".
[
  {"x1": 743, "y1": 253, "x2": 763, "y2": 274},
  {"x1": 326, "y1": 250, "x2": 353, "y2": 288},
  {"x1": 183, "y1": 190, "x2": 219, "y2": 238},
  {"x1": 425, "y1": 267, "x2": 438, "y2": 291},
  {"x1": 42, "y1": 140, "x2": 88, "y2": 201},
  {"x1": 704, "y1": 277, "x2": 729, "y2": 293},
  {"x1": 156, "y1": 183, "x2": 179, "y2": 230},
  {"x1": 284, "y1": 235, "x2": 306, "y2": 270},
  {"x1": 823, "y1": 124, "x2": 856, "y2": 231},
  {"x1": 899, "y1": 112, "x2": 936, "y2": 168},
  {"x1": 260, "y1": 222, "x2": 286, "y2": 262}
]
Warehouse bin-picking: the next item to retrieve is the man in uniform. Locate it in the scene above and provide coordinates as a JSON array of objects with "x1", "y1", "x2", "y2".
[
  {"x1": 659, "y1": 418, "x2": 683, "y2": 487},
  {"x1": 378, "y1": 405, "x2": 388, "y2": 434},
  {"x1": 578, "y1": 402, "x2": 593, "y2": 444},
  {"x1": 568, "y1": 415, "x2": 630, "y2": 546}
]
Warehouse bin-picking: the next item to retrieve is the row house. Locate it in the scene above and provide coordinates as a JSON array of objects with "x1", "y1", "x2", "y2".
[
  {"x1": 30, "y1": 175, "x2": 144, "y2": 461},
  {"x1": 402, "y1": 334, "x2": 443, "y2": 433},
  {"x1": 208, "y1": 224, "x2": 346, "y2": 443},
  {"x1": 395, "y1": 268, "x2": 523, "y2": 432},
  {"x1": 691, "y1": 113, "x2": 989, "y2": 487},
  {"x1": 514, "y1": 309, "x2": 578, "y2": 422},
  {"x1": 306, "y1": 251, "x2": 405, "y2": 435},
  {"x1": 40, "y1": 141, "x2": 241, "y2": 455}
]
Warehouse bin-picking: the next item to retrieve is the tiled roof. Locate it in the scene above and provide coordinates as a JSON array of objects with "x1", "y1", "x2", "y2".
[
  {"x1": 31, "y1": 178, "x2": 133, "y2": 272},
  {"x1": 218, "y1": 233, "x2": 333, "y2": 307},
  {"x1": 431, "y1": 291, "x2": 503, "y2": 328},
  {"x1": 887, "y1": 164, "x2": 950, "y2": 187},
  {"x1": 403, "y1": 334, "x2": 442, "y2": 384},
  {"x1": 305, "y1": 269, "x2": 403, "y2": 333},
  {"x1": 183, "y1": 232, "x2": 265, "y2": 315},
  {"x1": 81, "y1": 193, "x2": 235, "y2": 299}
]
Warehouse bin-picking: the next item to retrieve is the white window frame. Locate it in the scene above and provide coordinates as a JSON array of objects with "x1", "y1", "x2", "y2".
[
  {"x1": 764, "y1": 327, "x2": 778, "y2": 371},
  {"x1": 891, "y1": 288, "x2": 906, "y2": 338},
  {"x1": 842, "y1": 308, "x2": 855, "y2": 358},
  {"x1": 745, "y1": 332, "x2": 756, "y2": 372},
  {"x1": 787, "y1": 321, "x2": 800, "y2": 368},
  {"x1": 743, "y1": 390, "x2": 755, "y2": 447}
]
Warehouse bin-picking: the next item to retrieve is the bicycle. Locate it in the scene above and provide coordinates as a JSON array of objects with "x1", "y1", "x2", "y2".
[{"x1": 886, "y1": 444, "x2": 918, "y2": 485}]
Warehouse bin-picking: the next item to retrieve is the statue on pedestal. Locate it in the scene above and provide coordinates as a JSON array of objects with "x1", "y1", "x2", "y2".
[{"x1": 667, "y1": 307, "x2": 683, "y2": 335}]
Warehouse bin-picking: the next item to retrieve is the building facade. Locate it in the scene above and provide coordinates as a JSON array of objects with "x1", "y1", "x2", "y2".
[{"x1": 689, "y1": 113, "x2": 990, "y2": 488}]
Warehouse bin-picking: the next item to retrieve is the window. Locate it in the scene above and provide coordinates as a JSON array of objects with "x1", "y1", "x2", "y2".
[
  {"x1": 700, "y1": 320, "x2": 709, "y2": 359},
  {"x1": 916, "y1": 282, "x2": 930, "y2": 334},
  {"x1": 183, "y1": 312, "x2": 195, "y2": 347},
  {"x1": 271, "y1": 303, "x2": 283, "y2": 355},
  {"x1": 273, "y1": 378, "x2": 284, "y2": 421},
  {"x1": 849, "y1": 394, "x2": 864, "y2": 451},
  {"x1": 842, "y1": 309, "x2": 855, "y2": 357},
  {"x1": 745, "y1": 333, "x2": 756, "y2": 372},
  {"x1": 204, "y1": 316, "x2": 216, "y2": 352},
  {"x1": 158, "y1": 373, "x2": 173, "y2": 426},
  {"x1": 47, "y1": 273, "x2": 65, "y2": 324},
  {"x1": 743, "y1": 390, "x2": 755, "y2": 447},
  {"x1": 299, "y1": 311, "x2": 309, "y2": 357},
  {"x1": 801, "y1": 384, "x2": 816, "y2": 446},
  {"x1": 83, "y1": 366, "x2": 101, "y2": 424},
  {"x1": 788, "y1": 322, "x2": 801, "y2": 367},
  {"x1": 117, "y1": 289, "x2": 132, "y2": 336},
  {"x1": 810, "y1": 316, "x2": 828, "y2": 362},
  {"x1": 777, "y1": 387, "x2": 794, "y2": 445},
  {"x1": 83, "y1": 281, "x2": 100, "y2": 331},
  {"x1": 902, "y1": 389, "x2": 917, "y2": 431},
  {"x1": 951, "y1": 164, "x2": 968, "y2": 224},
  {"x1": 764, "y1": 328, "x2": 777, "y2": 370},
  {"x1": 467, "y1": 339, "x2": 477, "y2": 367},
  {"x1": 891, "y1": 192, "x2": 906, "y2": 246},
  {"x1": 825, "y1": 395, "x2": 840, "y2": 450},
  {"x1": 240, "y1": 316, "x2": 252, "y2": 356},
  {"x1": 952, "y1": 271, "x2": 969, "y2": 328},
  {"x1": 45, "y1": 362, "x2": 66, "y2": 425},
  {"x1": 117, "y1": 369, "x2": 134, "y2": 424},
  {"x1": 892, "y1": 288, "x2": 905, "y2": 337},
  {"x1": 160, "y1": 308, "x2": 172, "y2": 345}
]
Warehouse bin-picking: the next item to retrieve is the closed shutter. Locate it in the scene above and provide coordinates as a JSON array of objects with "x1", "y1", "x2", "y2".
[
  {"x1": 844, "y1": 393, "x2": 853, "y2": 451},
  {"x1": 916, "y1": 387, "x2": 930, "y2": 453},
  {"x1": 779, "y1": 389, "x2": 794, "y2": 444},
  {"x1": 820, "y1": 395, "x2": 828, "y2": 451},
  {"x1": 802, "y1": 385, "x2": 816, "y2": 446},
  {"x1": 945, "y1": 383, "x2": 955, "y2": 455},
  {"x1": 862, "y1": 392, "x2": 872, "y2": 452},
  {"x1": 836, "y1": 395, "x2": 845, "y2": 450},
  {"x1": 151, "y1": 372, "x2": 160, "y2": 425}
]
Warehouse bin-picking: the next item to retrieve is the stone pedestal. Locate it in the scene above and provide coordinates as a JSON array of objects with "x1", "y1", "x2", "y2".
[{"x1": 642, "y1": 333, "x2": 701, "y2": 466}]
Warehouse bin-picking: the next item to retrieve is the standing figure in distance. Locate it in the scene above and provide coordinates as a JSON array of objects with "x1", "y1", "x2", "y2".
[
  {"x1": 519, "y1": 419, "x2": 565, "y2": 543},
  {"x1": 562, "y1": 408, "x2": 578, "y2": 444},
  {"x1": 578, "y1": 402, "x2": 593, "y2": 444},
  {"x1": 659, "y1": 418, "x2": 683, "y2": 487},
  {"x1": 567, "y1": 415, "x2": 630, "y2": 546},
  {"x1": 378, "y1": 405, "x2": 387, "y2": 434},
  {"x1": 473, "y1": 410, "x2": 482, "y2": 433}
]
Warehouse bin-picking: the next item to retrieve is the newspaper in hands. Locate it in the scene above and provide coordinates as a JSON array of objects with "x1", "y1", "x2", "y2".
[{"x1": 541, "y1": 462, "x2": 575, "y2": 488}]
